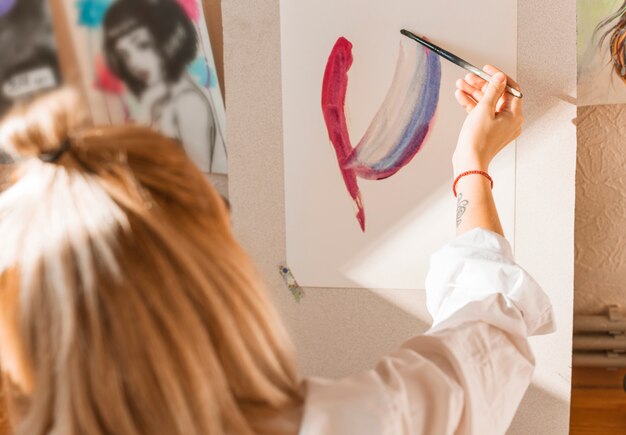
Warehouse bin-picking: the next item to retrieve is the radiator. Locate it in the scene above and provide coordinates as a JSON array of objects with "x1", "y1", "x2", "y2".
[{"x1": 573, "y1": 306, "x2": 626, "y2": 368}]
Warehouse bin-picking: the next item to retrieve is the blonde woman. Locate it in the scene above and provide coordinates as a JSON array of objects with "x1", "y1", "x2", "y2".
[{"x1": 0, "y1": 67, "x2": 553, "y2": 435}]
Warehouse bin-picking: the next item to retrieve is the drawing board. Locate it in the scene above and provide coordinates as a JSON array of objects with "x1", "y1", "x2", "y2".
[{"x1": 280, "y1": 0, "x2": 517, "y2": 289}]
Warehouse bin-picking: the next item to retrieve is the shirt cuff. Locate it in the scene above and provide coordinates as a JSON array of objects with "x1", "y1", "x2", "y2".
[{"x1": 425, "y1": 228, "x2": 556, "y2": 337}]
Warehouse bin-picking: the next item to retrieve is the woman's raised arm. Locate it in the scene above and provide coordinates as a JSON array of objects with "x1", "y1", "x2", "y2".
[{"x1": 452, "y1": 65, "x2": 524, "y2": 237}]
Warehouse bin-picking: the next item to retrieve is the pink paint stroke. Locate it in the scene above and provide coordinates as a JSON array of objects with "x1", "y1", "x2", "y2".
[{"x1": 321, "y1": 37, "x2": 366, "y2": 231}]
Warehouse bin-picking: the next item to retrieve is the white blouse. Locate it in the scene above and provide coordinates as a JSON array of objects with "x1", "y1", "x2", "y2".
[{"x1": 299, "y1": 228, "x2": 556, "y2": 435}]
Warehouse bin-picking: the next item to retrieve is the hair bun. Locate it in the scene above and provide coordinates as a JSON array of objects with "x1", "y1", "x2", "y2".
[{"x1": 0, "y1": 88, "x2": 88, "y2": 161}]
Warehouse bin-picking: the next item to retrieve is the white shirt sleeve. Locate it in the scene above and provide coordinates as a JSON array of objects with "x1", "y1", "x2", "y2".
[{"x1": 299, "y1": 228, "x2": 555, "y2": 435}]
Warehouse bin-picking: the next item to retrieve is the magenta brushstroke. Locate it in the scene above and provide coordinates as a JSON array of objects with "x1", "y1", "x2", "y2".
[{"x1": 321, "y1": 36, "x2": 441, "y2": 232}]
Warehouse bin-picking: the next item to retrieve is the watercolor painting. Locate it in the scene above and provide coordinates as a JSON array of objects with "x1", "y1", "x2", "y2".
[
  {"x1": 280, "y1": 0, "x2": 517, "y2": 289},
  {"x1": 322, "y1": 37, "x2": 441, "y2": 231},
  {"x1": 67, "y1": 0, "x2": 227, "y2": 174},
  {"x1": 578, "y1": 0, "x2": 626, "y2": 106},
  {"x1": 0, "y1": 0, "x2": 60, "y2": 116}
]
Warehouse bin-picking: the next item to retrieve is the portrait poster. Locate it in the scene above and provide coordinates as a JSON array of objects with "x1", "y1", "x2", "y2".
[
  {"x1": 0, "y1": 0, "x2": 61, "y2": 116},
  {"x1": 66, "y1": 0, "x2": 228, "y2": 174},
  {"x1": 281, "y1": 0, "x2": 517, "y2": 289},
  {"x1": 578, "y1": 0, "x2": 626, "y2": 106}
]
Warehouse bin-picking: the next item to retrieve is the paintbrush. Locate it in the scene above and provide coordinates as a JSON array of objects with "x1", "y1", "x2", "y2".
[{"x1": 400, "y1": 29, "x2": 523, "y2": 99}]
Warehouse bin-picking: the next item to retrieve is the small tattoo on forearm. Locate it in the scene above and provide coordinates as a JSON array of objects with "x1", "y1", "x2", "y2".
[{"x1": 456, "y1": 193, "x2": 469, "y2": 227}]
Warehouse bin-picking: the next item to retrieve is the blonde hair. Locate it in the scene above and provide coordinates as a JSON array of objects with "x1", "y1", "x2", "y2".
[{"x1": 0, "y1": 90, "x2": 302, "y2": 435}]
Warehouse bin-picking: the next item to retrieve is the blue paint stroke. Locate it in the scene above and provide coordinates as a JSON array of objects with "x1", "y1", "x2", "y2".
[
  {"x1": 349, "y1": 43, "x2": 441, "y2": 181},
  {"x1": 368, "y1": 54, "x2": 440, "y2": 176}
]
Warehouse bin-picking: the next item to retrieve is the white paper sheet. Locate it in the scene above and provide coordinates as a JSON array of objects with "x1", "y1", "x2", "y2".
[{"x1": 280, "y1": 0, "x2": 517, "y2": 289}]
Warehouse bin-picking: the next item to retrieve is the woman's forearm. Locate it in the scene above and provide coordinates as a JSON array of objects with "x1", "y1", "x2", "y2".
[
  {"x1": 452, "y1": 67, "x2": 523, "y2": 238},
  {"x1": 454, "y1": 173, "x2": 503, "y2": 237}
]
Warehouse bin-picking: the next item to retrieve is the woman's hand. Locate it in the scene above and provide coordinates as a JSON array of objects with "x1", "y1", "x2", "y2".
[{"x1": 453, "y1": 65, "x2": 524, "y2": 176}]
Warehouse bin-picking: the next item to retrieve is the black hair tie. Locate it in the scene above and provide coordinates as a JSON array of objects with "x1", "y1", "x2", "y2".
[{"x1": 38, "y1": 138, "x2": 71, "y2": 163}]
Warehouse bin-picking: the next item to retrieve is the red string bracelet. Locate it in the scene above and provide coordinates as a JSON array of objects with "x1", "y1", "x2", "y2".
[{"x1": 453, "y1": 170, "x2": 493, "y2": 197}]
